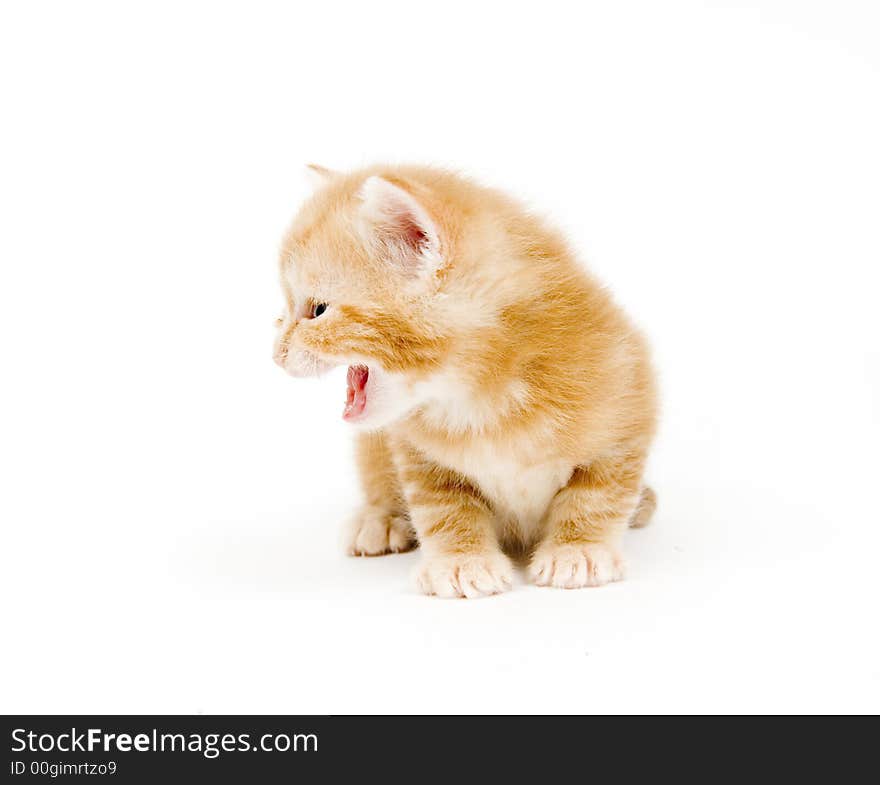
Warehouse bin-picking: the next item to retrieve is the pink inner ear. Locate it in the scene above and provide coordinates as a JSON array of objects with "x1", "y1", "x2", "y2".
[
  {"x1": 394, "y1": 213, "x2": 430, "y2": 252},
  {"x1": 373, "y1": 193, "x2": 436, "y2": 259},
  {"x1": 360, "y1": 176, "x2": 440, "y2": 271}
]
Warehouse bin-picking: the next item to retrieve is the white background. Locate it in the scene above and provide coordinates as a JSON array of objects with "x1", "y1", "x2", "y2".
[{"x1": 1, "y1": 0, "x2": 878, "y2": 714}]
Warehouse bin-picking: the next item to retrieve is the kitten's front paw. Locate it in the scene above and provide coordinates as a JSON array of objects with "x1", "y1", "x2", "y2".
[
  {"x1": 415, "y1": 551, "x2": 513, "y2": 598},
  {"x1": 346, "y1": 507, "x2": 417, "y2": 556},
  {"x1": 529, "y1": 542, "x2": 626, "y2": 589}
]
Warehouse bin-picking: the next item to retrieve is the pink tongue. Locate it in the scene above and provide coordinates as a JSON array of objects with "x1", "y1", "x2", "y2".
[{"x1": 343, "y1": 365, "x2": 369, "y2": 420}]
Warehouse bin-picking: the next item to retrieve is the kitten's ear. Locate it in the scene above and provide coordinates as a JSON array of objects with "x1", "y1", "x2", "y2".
[
  {"x1": 357, "y1": 175, "x2": 442, "y2": 279},
  {"x1": 305, "y1": 163, "x2": 338, "y2": 189}
]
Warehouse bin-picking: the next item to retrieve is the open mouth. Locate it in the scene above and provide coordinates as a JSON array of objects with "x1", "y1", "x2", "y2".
[{"x1": 343, "y1": 365, "x2": 369, "y2": 421}]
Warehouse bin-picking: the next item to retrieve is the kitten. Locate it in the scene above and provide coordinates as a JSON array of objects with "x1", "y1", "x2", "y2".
[{"x1": 274, "y1": 165, "x2": 657, "y2": 598}]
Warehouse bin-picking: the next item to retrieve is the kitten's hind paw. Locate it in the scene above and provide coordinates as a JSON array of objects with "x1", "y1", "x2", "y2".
[
  {"x1": 529, "y1": 542, "x2": 626, "y2": 589},
  {"x1": 415, "y1": 551, "x2": 513, "y2": 599},
  {"x1": 346, "y1": 507, "x2": 417, "y2": 556}
]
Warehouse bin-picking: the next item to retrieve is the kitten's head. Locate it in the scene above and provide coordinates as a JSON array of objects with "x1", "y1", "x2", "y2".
[{"x1": 274, "y1": 166, "x2": 462, "y2": 430}]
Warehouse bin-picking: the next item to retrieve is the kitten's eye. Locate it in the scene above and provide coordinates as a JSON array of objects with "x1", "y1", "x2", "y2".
[{"x1": 311, "y1": 302, "x2": 328, "y2": 318}]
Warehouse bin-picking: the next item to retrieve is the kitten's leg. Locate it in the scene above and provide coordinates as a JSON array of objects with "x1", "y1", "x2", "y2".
[
  {"x1": 347, "y1": 431, "x2": 416, "y2": 556},
  {"x1": 529, "y1": 452, "x2": 645, "y2": 589},
  {"x1": 396, "y1": 443, "x2": 513, "y2": 598}
]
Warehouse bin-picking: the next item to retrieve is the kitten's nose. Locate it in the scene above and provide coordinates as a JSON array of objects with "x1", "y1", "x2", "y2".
[{"x1": 273, "y1": 344, "x2": 288, "y2": 368}]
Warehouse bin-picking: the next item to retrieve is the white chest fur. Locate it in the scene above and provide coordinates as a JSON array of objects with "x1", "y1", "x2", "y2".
[
  {"x1": 409, "y1": 373, "x2": 573, "y2": 540},
  {"x1": 455, "y1": 445, "x2": 573, "y2": 539}
]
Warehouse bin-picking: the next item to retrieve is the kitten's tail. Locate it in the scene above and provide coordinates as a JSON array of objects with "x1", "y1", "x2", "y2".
[{"x1": 628, "y1": 486, "x2": 657, "y2": 529}]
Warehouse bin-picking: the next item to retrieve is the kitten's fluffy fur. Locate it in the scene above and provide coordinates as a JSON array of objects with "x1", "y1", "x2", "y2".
[{"x1": 274, "y1": 165, "x2": 657, "y2": 597}]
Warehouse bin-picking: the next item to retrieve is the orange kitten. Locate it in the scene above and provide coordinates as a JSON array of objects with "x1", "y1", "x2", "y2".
[{"x1": 274, "y1": 165, "x2": 657, "y2": 598}]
